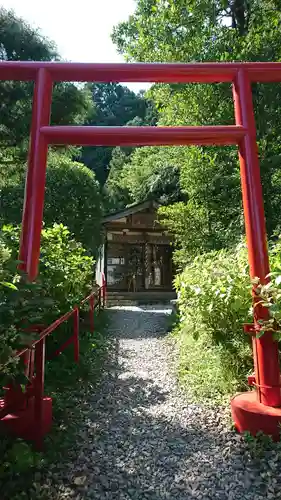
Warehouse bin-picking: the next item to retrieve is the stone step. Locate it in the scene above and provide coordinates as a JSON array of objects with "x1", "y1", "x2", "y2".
[
  {"x1": 107, "y1": 292, "x2": 176, "y2": 299},
  {"x1": 107, "y1": 299, "x2": 175, "y2": 307},
  {"x1": 107, "y1": 300, "x2": 138, "y2": 306},
  {"x1": 106, "y1": 291, "x2": 176, "y2": 307}
]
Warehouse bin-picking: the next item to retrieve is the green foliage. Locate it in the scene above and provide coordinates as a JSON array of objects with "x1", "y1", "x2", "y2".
[
  {"x1": 0, "y1": 8, "x2": 93, "y2": 149},
  {"x1": 45, "y1": 154, "x2": 102, "y2": 254},
  {"x1": 0, "y1": 152, "x2": 103, "y2": 253},
  {"x1": 0, "y1": 439, "x2": 40, "y2": 478},
  {"x1": 106, "y1": 146, "x2": 182, "y2": 208},
  {"x1": 81, "y1": 82, "x2": 157, "y2": 185},
  {"x1": 0, "y1": 233, "x2": 50, "y2": 377},
  {"x1": 39, "y1": 224, "x2": 94, "y2": 313},
  {"x1": 241, "y1": 431, "x2": 280, "y2": 460},
  {"x1": 158, "y1": 149, "x2": 242, "y2": 265},
  {"x1": 86, "y1": 83, "x2": 149, "y2": 126},
  {"x1": 174, "y1": 235, "x2": 281, "y2": 399},
  {"x1": 176, "y1": 241, "x2": 252, "y2": 349},
  {"x1": 174, "y1": 242, "x2": 253, "y2": 399},
  {"x1": 158, "y1": 202, "x2": 209, "y2": 266},
  {"x1": 252, "y1": 236, "x2": 281, "y2": 338},
  {"x1": 112, "y1": 1, "x2": 277, "y2": 62},
  {"x1": 3, "y1": 224, "x2": 94, "y2": 314},
  {"x1": 104, "y1": 147, "x2": 132, "y2": 210},
  {"x1": 0, "y1": 7, "x2": 57, "y2": 61},
  {"x1": 112, "y1": 0, "x2": 281, "y2": 257},
  {"x1": 0, "y1": 223, "x2": 94, "y2": 375}
]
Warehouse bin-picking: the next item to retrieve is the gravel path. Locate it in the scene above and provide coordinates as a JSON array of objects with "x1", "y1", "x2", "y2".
[{"x1": 44, "y1": 305, "x2": 281, "y2": 499}]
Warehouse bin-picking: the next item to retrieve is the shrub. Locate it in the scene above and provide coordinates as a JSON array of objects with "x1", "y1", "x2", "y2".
[
  {"x1": 0, "y1": 236, "x2": 21, "y2": 376},
  {"x1": 0, "y1": 233, "x2": 49, "y2": 378},
  {"x1": 2, "y1": 223, "x2": 94, "y2": 314},
  {"x1": 0, "y1": 223, "x2": 95, "y2": 376},
  {"x1": 40, "y1": 223, "x2": 94, "y2": 313},
  {"x1": 175, "y1": 242, "x2": 253, "y2": 401},
  {"x1": 175, "y1": 238, "x2": 281, "y2": 400},
  {"x1": 0, "y1": 152, "x2": 103, "y2": 254},
  {"x1": 254, "y1": 236, "x2": 281, "y2": 338}
]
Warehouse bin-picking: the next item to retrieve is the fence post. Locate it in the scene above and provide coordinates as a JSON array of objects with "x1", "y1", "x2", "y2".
[
  {"x1": 34, "y1": 338, "x2": 45, "y2": 450},
  {"x1": 89, "y1": 295, "x2": 95, "y2": 333},
  {"x1": 73, "y1": 308, "x2": 80, "y2": 363},
  {"x1": 98, "y1": 288, "x2": 101, "y2": 312},
  {"x1": 102, "y1": 273, "x2": 106, "y2": 308}
]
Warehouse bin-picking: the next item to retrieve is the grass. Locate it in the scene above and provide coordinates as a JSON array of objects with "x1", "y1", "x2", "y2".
[
  {"x1": 0, "y1": 310, "x2": 110, "y2": 500},
  {"x1": 170, "y1": 315, "x2": 251, "y2": 405}
]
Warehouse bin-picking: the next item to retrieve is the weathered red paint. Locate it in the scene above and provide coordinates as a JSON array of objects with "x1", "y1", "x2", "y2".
[{"x1": 1, "y1": 60, "x2": 281, "y2": 441}]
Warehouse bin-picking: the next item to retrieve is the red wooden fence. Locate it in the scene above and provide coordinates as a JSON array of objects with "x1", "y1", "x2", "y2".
[{"x1": 0, "y1": 276, "x2": 106, "y2": 449}]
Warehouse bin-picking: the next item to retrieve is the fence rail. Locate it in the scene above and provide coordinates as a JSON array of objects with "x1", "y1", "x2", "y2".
[{"x1": 0, "y1": 276, "x2": 106, "y2": 449}]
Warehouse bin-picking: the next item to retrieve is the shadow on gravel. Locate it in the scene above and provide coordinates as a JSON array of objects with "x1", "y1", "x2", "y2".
[
  {"x1": 35, "y1": 308, "x2": 281, "y2": 500},
  {"x1": 70, "y1": 367, "x2": 278, "y2": 500},
  {"x1": 106, "y1": 306, "x2": 173, "y2": 340}
]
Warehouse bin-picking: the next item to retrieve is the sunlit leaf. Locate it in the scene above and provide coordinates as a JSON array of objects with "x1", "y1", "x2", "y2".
[{"x1": 0, "y1": 281, "x2": 18, "y2": 290}]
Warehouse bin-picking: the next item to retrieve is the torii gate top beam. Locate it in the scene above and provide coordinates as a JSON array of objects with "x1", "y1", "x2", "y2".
[{"x1": 1, "y1": 61, "x2": 281, "y2": 83}]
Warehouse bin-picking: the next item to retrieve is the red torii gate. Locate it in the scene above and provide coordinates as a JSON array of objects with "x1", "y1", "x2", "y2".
[{"x1": 2, "y1": 61, "x2": 281, "y2": 438}]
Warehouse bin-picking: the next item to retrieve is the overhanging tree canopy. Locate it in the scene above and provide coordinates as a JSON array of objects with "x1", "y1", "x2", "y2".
[
  {"x1": 81, "y1": 82, "x2": 157, "y2": 184},
  {"x1": 0, "y1": 8, "x2": 93, "y2": 149},
  {"x1": 111, "y1": 0, "x2": 281, "y2": 259}
]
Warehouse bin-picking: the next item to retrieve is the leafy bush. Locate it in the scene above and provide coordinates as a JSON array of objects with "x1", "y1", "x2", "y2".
[
  {"x1": 1, "y1": 233, "x2": 47, "y2": 375},
  {"x1": 175, "y1": 242, "x2": 253, "y2": 400},
  {"x1": 0, "y1": 223, "x2": 95, "y2": 376},
  {"x1": 40, "y1": 223, "x2": 94, "y2": 313},
  {"x1": 44, "y1": 153, "x2": 102, "y2": 254},
  {"x1": 0, "y1": 240, "x2": 49, "y2": 378},
  {"x1": 2, "y1": 223, "x2": 94, "y2": 314},
  {"x1": 0, "y1": 152, "x2": 103, "y2": 253},
  {"x1": 175, "y1": 237, "x2": 281, "y2": 400},
  {"x1": 254, "y1": 236, "x2": 281, "y2": 338},
  {"x1": 0, "y1": 238, "x2": 22, "y2": 376}
]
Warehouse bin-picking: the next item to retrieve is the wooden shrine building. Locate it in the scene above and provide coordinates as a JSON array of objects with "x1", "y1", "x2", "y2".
[{"x1": 96, "y1": 200, "x2": 175, "y2": 297}]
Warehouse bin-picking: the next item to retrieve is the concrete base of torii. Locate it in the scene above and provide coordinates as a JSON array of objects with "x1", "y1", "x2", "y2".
[{"x1": 231, "y1": 391, "x2": 281, "y2": 440}]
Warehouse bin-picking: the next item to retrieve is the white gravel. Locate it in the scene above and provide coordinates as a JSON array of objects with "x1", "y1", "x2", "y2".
[{"x1": 43, "y1": 305, "x2": 281, "y2": 499}]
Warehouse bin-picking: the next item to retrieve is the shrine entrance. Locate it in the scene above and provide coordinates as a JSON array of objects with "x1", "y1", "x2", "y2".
[{"x1": 99, "y1": 200, "x2": 174, "y2": 293}]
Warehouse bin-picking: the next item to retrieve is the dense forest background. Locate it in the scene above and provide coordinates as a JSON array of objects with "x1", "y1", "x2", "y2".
[
  {"x1": 3, "y1": 2, "x2": 281, "y2": 265},
  {"x1": 2, "y1": 1, "x2": 281, "y2": 398}
]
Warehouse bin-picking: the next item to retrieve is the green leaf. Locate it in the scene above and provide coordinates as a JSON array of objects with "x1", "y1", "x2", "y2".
[
  {"x1": 256, "y1": 329, "x2": 265, "y2": 339},
  {"x1": 0, "y1": 281, "x2": 18, "y2": 290}
]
